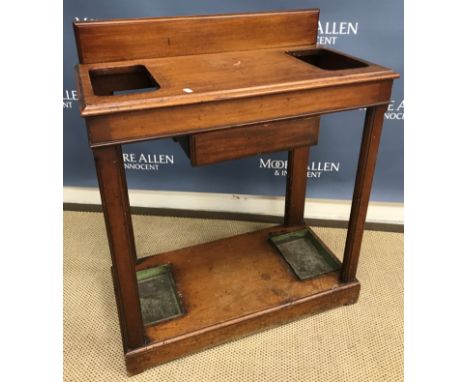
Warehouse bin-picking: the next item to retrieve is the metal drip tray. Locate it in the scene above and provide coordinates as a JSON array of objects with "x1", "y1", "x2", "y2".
[
  {"x1": 136, "y1": 264, "x2": 184, "y2": 326},
  {"x1": 269, "y1": 229, "x2": 341, "y2": 280}
]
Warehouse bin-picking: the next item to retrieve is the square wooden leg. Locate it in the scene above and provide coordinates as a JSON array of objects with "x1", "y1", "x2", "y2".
[
  {"x1": 341, "y1": 105, "x2": 387, "y2": 282},
  {"x1": 93, "y1": 145, "x2": 146, "y2": 349},
  {"x1": 284, "y1": 146, "x2": 310, "y2": 226}
]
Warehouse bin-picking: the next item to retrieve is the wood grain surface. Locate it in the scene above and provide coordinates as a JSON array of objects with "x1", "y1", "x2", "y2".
[
  {"x1": 76, "y1": 47, "x2": 397, "y2": 118},
  {"x1": 74, "y1": 9, "x2": 319, "y2": 64},
  {"x1": 86, "y1": 80, "x2": 393, "y2": 147},
  {"x1": 188, "y1": 116, "x2": 319, "y2": 166},
  {"x1": 123, "y1": 224, "x2": 360, "y2": 374}
]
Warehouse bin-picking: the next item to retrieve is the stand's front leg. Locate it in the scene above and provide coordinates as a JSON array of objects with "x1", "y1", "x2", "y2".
[
  {"x1": 284, "y1": 146, "x2": 310, "y2": 226},
  {"x1": 341, "y1": 105, "x2": 387, "y2": 282},
  {"x1": 92, "y1": 145, "x2": 146, "y2": 349}
]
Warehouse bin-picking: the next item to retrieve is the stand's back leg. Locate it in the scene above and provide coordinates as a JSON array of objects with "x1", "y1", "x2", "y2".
[{"x1": 284, "y1": 146, "x2": 310, "y2": 226}]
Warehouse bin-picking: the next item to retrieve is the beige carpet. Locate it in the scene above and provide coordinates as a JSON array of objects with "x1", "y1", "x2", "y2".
[{"x1": 64, "y1": 211, "x2": 403, "y2": 381}]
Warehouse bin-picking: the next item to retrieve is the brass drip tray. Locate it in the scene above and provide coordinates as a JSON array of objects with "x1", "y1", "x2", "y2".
[{"x1": 269, "y1": 228, "x2": 341, "y2": 280}]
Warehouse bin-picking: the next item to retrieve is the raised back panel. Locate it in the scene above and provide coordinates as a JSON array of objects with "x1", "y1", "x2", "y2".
[{"x1": 74, "y1": 9, "x2": 319, "y2": 64}]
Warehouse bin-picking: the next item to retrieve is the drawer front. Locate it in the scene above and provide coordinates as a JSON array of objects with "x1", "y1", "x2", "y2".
[{"x1": 188, "y1": 116, "x2": 320, "y2": 166}]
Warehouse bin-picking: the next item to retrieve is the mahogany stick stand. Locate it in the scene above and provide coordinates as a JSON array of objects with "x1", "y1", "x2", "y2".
[{"x1": 73, "y1": 9, "x2": 398, "y2": 374}]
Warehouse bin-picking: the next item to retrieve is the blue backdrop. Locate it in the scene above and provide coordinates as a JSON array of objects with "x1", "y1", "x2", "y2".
[{"x1": 63, "y1": 0, "x2": 404, "y2": 202}]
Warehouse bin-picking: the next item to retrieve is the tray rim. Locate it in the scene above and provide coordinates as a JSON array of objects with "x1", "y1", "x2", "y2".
[
  {"x1": 136, "y1": 263, "x2": 185, "y2": 326},
  {"x1": 269, "y1": 227, "x2": 342, "y2": 280}
]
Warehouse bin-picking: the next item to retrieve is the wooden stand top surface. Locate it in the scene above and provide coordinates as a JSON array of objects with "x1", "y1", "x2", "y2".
[{"x1": 74, "y1": 10, "x2": 398, "y2": 118}]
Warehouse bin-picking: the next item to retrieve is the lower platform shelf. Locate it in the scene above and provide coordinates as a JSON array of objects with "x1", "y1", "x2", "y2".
[{"x1": 122, "y1": 225, "x2": 360, "y2": 374}]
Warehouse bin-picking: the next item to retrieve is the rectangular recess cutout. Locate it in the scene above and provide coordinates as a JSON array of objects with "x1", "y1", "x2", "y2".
[
  {"x1": 136, "y1": 264, "x2": 184, "y2": 326},
  {"x1": 269, "y1": 228, "x2": 341, "y2": 280},
  {"x1": 89, "y1": 65, "x2": 160, "y2": 96},
  {"x1": 286, "y1": 49, "x2": 368, "y2": 71}
]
